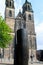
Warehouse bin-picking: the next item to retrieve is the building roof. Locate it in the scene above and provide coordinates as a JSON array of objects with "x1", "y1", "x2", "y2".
[
  {"x1": 16, "y1": 10, "x2": 23, "y2": 20},
  {"x1": 22, "y1": 0, "x2": 33, "y2": 13},
  {"x1": 23, "y1": 0, "x2": 31, "y2": 7}
]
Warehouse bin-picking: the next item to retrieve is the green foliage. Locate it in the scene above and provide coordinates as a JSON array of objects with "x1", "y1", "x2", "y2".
[{"x1": 0, "y1": 16, "x2": 13, "y2": 48}]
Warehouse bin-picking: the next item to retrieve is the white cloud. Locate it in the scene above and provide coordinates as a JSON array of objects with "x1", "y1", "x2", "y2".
[
  {"x1": 35, "y1": 22, "x2": 43, "y2": 35},
  {"x1": 0, "y1": 0, "x2": 5, "y2": 18},
  {"x1": 35, "y1": 22, "x2": 43, "y2": 50},
  {"x1": 15, "y1": 0, "x2": 22, "y2": 17}
]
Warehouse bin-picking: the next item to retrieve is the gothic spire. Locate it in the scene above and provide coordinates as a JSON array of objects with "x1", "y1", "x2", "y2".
[{"x1": 22, "y1": 0, "x2": 33, "y2": 13}]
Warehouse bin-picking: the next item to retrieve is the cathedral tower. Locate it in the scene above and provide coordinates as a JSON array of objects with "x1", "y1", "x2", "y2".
[
  {"x1": 5, "y1": 0, "x2": 15, "y2": 31},
  {"x1": 4, "y1": 0, "x2": 15, "y2": 59},
  {"x1": 22, "y1": 0, "x2": 37, "y2": 62}
]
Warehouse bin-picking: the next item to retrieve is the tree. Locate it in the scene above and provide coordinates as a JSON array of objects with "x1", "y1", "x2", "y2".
[{"x1": 0, "y1": 16, "x2": 13, "y2": 48}]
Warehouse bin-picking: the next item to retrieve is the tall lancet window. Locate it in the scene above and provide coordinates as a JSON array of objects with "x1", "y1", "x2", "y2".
[
  {"x1": 6, "y1": 0, "x2": 8, "y2": 7},
  {"x1": 29, "y1": 14, "x2": 31, "y2": 20},
  {"x1": 10, "y1": 1, "x2": 11, "y2": 7},
  {"x1": 9, "y1": 10, "x2": 12, "y2": 17}
]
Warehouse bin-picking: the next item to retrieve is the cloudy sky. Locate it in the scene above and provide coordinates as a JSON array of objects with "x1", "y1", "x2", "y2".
[{"x1": 0, "y1": 0, "x2": 43, "y2": 50}]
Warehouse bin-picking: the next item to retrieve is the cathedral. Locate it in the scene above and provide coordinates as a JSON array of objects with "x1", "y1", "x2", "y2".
[{"x1": 0, "y1": 0, "x2": 37, "y2": 62}]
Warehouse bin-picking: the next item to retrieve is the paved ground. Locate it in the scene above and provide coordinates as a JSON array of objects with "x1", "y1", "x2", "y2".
[
  {"x1": 0, "y1": 64, "x2": 12, "y2": 65},
  {"x1": 0, "y1": 63, "x2": 13, "y2": 65},
  {"x1": 0, "y1": 59, "x2": 43, "y2": 65},
  {"x1": 0, "y1": 63, "x2": 43, "y2": 65},
  {"x1": 29, "y1": 62, "x2": 43, "y2": 65},
  {"x1": 0, "y1": 62, "x2": 43, "y2": 65},
  {"x1": 0, "y1": 58, "x2": 14, "y2": 64}
]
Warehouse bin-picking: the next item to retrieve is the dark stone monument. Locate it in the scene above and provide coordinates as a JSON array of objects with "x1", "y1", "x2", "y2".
[{"x1": 14, "y1": 29, "x2": 29, "y2": 65}]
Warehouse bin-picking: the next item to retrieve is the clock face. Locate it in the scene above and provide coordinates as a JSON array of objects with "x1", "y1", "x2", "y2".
[{"x1": 9, "y1": 10, "x2": 12, "y2": 17}]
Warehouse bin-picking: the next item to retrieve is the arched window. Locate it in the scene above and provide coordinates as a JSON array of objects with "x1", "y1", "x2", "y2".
[
  {"x1": 6, "y1": 0, "x2": 8, "y2": 7},
  {"x1": 9, "y1": 10, "x2": 12, "y2": 17},
  {"x1": 28, "y1": 14, "x2": 31, "y2": 20},
  {"x1": 10, "y1": 1, "x2": 11, "y2": 7},
  {"x1": 28, "y1": 5, "x2": 30, "y2": 10},
  {"x1": 33, "y1": 37, "x2": 37, "y2": 49}
]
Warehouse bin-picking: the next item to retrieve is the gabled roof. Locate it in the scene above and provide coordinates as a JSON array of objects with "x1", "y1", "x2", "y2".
[{"x1": 16, "y1": 11, "x2": 24, "y2": 20}]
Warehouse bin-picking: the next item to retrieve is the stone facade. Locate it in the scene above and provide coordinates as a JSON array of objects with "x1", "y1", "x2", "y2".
[
  {"x1": 5, "y1": 18, "x2": 15, "y2": 30},
  {"x1": 4, "y1": 0, "x2": 15, "y2": 59},
  {"x1": 15, "y1": 0, "x2": 37, "y2": 62},
  {"x1": 0, "y1": 0, "x2": 37, "y2": 62}
]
